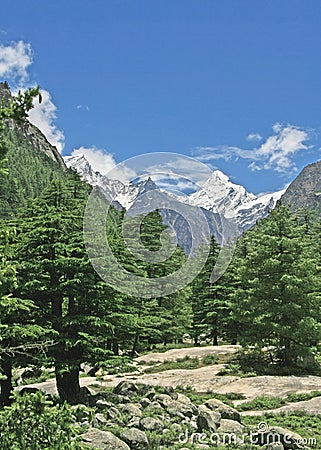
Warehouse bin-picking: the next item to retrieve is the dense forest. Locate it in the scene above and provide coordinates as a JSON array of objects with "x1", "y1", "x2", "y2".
[{"x1": 1, "y1": 89, "x2": 321, "y2": 449}]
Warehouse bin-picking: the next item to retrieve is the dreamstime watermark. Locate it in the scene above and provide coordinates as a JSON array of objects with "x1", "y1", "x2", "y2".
[
  {"x1": 177, "y1": 422, "x2": 317, "y2": 447},
  {"x1": 83, "y1": 153, "x2": 238, "y2": 298}
]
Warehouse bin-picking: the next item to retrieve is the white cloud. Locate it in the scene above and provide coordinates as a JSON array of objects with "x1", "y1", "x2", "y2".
[
  {"x1": 71, "y1": 146, "x2": 136, "y2": 182},
  {"x1": 0, "y1": 40, "x2": 33, "y2": 84},
  {"x1": 76, "y1": 104, "x2": 89, "y2": 111},
  {"x1": 143, "y1": 156, "x2": 213, "y2": 188},
  {"x1": 247, "y1": 133, "x2": 262, "y2": 142},
  {"x1": 0, "y1": 40, "x2": 65, "y2": 152},
  {"x1": 27, "y1": 89, "x2": 65, "y2": 153},
  {"x1": 196, "y1": 123, "x2": 311, "y2": 174}
]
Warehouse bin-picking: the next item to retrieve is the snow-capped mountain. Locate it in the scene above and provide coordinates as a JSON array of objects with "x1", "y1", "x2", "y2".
[
  {"x1": 64, "y1": 154, "x2": 158, "y2": 210},
  {"x1": 187, "y1": 170, "x2": 285, "y2": 230},
  {"x1": 64, "y1": 154, "x2": 284, "y2": 234}
]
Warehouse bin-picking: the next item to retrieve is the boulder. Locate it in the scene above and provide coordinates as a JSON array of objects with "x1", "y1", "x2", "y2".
[
  {"x1": 218, "y1": 418, "x2": 244, "y2": 435},
  {"x1": 167, "y1": 399, "x2": 195, "y2": 419},
  {"x1": 197, "y1": 405, "x2": 221, "y2": 433},
  {"x1": 205, "y1": 398, "x2": 241, "y2": 423},
  {"x1": 119, "y1": 403, "x2": 142, "y2": 418},
  {"x1": 113, "y1": 381, "x2": 138, "y2": 397},
  {"x1": 94, "y1": 413, "x2": 108, "y2": 426},
  {"x1": 105, "y1": 406, "x2": 121, "y2": 421},
  {"x1": 262, "y1": 444, "x2": 285, "y2": 450},
  {"x1": 79, "y1": 386, "x2": 95, "y2": 405},
  {"x1": 82, "y1": 428, "x2": 130, "y2": 450},
  {"x1": 140, "y1": 397, "x2": 151, "y2": 408},
  {"x1": 144, "y1": 401, "x2": 164, "y2": 415},
  {"x1": 139, "y1": 416, "x2": 164, "y2": 432},
  {"x1": 120, "y1": 427, "x2": 149, "y2": 450},
  {"x1": 95, "y1": 400, "x2": 113, "y2": 412},
  {"x1": 127, "y1": 416, "x2": 141, "y2": 428},
  {"x1": 154, "y1": 393, "x2": 173, "y2": 408}
]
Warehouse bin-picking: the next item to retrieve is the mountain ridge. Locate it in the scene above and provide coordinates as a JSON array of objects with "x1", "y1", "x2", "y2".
[{"x1": 64, "y1": 153, "x2": 284, "y2": 233}]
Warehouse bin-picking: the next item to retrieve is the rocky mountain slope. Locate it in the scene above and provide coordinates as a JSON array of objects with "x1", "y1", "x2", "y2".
[
  {"x1": 281, "y1": 160, "x2": 321, "y2": 213},
  {"x1": 0, "y1": 82, "x2": 66, "y2": 170}
]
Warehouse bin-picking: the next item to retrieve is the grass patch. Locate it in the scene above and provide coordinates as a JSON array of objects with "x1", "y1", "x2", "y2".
[
  {"x1": 237, "y1": 391, "x2": 321, "y2": 412},
  {"x1": 237, "y1": 395, "x2": 287, "y2": 411},
  {"x1": 286, "y1": 390, "x2": 321, "y2": 403},
  {"x1": 243, "y1": 412, "x2": 321, "y2": 449}
]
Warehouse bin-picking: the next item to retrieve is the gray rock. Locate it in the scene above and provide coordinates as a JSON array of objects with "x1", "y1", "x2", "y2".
[
  {"x1": 113, "y1": 381, "x2": 138, "y2": 397},
  {"x1": 154, "y1": 393, "x2": 173, "y2": 408},
  {"x1": 218, "y1": 418, "x2": 244, "y2": 435},
  {"x1": 205, "y1": 398, "x2": 241, "y2": 422},
  {"x1": 262, "y1": 444, "x2": 285, "y2": 450},
  {"x1": 139, "y1": 416, "x2": 163, "y2": 432},
  {"x1": 94, "y1": 413, "x2": 108, "y2": 426},
  {"x1": 119, "y1": 403, "x2": 142, "y2": 418},
  {"x1": 128, "y1": 417, "x2": 141, "y2": 428},
  {"x1": 79, "y1": 386, "x2": 95, "y2": 405},
  {"x1": 83, "y1": 428, "x2": 130, "y2": 450},
  {"x1": 197, "y1": 405, "x2": 221, "y2": 433},
  {"x1": 144, "y1": 401, "x2": 164, "y2": 415},
  {"x1": 140, "y1": 397, "x2": 151, "y2": 408},
  {"x1": 176, "y1": 392, "x2": 194, "y2": 405},
  {"x1": 167, "y1": 399, "x2": 195, "y2": 419},
  {"x1": 95, "y1": 400, "x2": 112, "y2": 412},
  {"x1": 106, "y1": 406, "x2": 121, "y2": 421},
  {"x1": 120, "y1": 427, "x2": 149, "y2": 450},
  {"x1": 137, "y1": 385, "x2": 156, "y2": 399}
]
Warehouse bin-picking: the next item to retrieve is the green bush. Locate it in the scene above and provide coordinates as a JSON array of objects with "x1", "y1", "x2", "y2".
[
  {"x1": 237, "y1": 395, "x2": 287, "y2": 411},
  {"x1": 0, "y1": 392, "x2": 84, "y2": 450},
  {"x1": 201, "y1": 354, "x2": 219, "y2": 365}
]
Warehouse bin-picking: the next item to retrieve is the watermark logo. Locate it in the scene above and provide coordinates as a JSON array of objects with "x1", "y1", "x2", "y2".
[
  {"x1": 178, "y1": 422, "x2": 317, "y2": 447},
  {"x1": 83, "y1": 153, "x2": 237, "y2": 298}
]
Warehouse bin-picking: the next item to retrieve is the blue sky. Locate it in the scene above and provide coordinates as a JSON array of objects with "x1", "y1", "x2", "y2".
[{"x1": 1, "y1": 0, "x2": 321, "y2": 194}]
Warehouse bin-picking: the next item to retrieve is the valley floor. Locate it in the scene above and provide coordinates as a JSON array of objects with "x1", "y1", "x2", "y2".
[{"x1": 19, "y1": 345, "x2": 321, "y2": 415}]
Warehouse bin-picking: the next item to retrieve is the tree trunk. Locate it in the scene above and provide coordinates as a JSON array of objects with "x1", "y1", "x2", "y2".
[
  {"x1": 112, "y1": 339, "x2": 119, "y2": 356},
  {"x1": 0, "y1": 358, "x2": 13, "y2": 406},
  {"x1": 131, "y1": 333, "x2": 140, "y2": 357},
  {"x1": 55, "y1": 365, "x2": 81, "y2": 404},
  {"x1": 212, "y1": 333, "x2": 218, "y2": 346},
  {"x1": 283, "y1": 338, "x2": 293, "y2": 366}
]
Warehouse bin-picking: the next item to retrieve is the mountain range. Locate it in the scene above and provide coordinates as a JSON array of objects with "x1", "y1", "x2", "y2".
[{"x1": 64, "y1": 154, "x2": 284, "y2": 234}]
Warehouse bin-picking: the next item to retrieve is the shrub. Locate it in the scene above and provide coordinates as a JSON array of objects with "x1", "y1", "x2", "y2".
[{"x1": 0, "y1": 391, "x2": 84, "y2": 449}]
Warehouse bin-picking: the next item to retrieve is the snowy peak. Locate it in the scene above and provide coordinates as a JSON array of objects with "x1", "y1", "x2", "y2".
[
  {"x1": 188, "y1": 170, "x2": 284, "y2": 229},
  {"x1": 191, "y1": 170, "x2": 256, "y2": 213}
]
